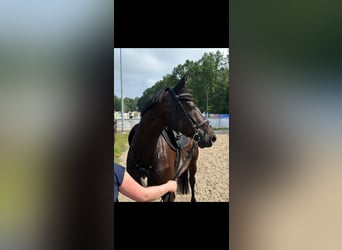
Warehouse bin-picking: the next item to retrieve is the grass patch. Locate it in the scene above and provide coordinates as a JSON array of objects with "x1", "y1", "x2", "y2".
[
  {"x1": 114, "y1": 132, "x2": 129, "y2": 163},
  {"x1": 213, "y1": 127, "x2": 229, "y2": 130}
]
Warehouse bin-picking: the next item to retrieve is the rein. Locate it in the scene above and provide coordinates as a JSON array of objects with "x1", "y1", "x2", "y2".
[
  {"x1": 163, "y1": 139, "x2": 198, "y2": 202},
  {"x1": 172, "y1": 140, "x2": 198, "y2": 180}
]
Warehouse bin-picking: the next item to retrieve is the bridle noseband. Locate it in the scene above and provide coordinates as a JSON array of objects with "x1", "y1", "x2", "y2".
[{"x1": 168, "y1": 87, "x2": 209, "y2": 142}]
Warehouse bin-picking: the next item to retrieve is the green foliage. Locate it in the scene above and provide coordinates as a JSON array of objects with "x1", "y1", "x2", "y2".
[
  {"x1": 138, "y1": 50, "x2": 229, "y2": 114},
  {"x1": 115, "y1": 50, "x2": 229, "y2": 114},
  {"x1": 137, "y1": 73, "x2": 178, "y2": 111},
  {"x1": 114, "y1": 95, "x2": 121, "y2": 111},
  {"x1": 124, "y1": 97, "x2": 138, "y2": 112},
  {"x1": 114, "y1": 95, "x2": 139, "y2": 112},
  {"x1": 114, "y1": 132, "x2": 129, "y2": 163}
]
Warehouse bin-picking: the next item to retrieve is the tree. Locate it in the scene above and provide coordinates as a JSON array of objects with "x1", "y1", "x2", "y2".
[
  {"x1": 114, "y1": 95, "x2": 139, "y2": 112},
  {"x1": 137, "y1": 50, "x2": 229, "y2": 114},
  {"x1": 114, "y1": 95, "x2": 121, "y2": 112}
]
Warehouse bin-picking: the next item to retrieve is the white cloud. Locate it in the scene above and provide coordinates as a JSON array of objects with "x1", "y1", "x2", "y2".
[{"x1": 114, "y1": 48, "x2": 229, "y2": 98}]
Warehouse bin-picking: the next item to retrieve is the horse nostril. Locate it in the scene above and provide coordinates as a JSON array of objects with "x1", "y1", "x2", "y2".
[{"x1": 212, "y1": 135, "x2": 217, "y2": 143}]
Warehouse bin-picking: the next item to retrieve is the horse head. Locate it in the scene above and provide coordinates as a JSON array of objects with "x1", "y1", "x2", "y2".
[{"x1": 163, "y1": 74, "x2": 216, "y2": 148}]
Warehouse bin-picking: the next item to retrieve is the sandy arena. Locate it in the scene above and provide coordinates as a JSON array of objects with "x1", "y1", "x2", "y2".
[{"x1": 117, "y1": 130, "x2": 229, "y2": 202}]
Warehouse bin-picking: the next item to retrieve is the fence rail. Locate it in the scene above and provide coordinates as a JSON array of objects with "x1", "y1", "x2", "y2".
[{"x1": 115, "y1": 115, "x2": 229, "y2": 131}]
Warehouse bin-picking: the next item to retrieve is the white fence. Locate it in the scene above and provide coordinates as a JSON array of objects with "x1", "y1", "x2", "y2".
[{"x1": 115, "y1": 115, "x2": 229, "y2": 131}]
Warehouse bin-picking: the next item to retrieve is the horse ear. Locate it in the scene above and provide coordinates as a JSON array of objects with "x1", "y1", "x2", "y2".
[{"x1": 174, "y1": 74, "x2": 187, "y2": 93}]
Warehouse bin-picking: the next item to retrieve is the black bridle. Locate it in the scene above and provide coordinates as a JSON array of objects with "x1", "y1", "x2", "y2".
[
  {"x1": 168, "y1": 87, "x2": 210, "y2": 143},
  {"x1": 162, "y1": 87, "x2": 210, "y2": 202}
]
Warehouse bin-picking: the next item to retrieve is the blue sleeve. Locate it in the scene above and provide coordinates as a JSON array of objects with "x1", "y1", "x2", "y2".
[{"x1": 114, "y1": 163, "x2": 126, "y2": 202}]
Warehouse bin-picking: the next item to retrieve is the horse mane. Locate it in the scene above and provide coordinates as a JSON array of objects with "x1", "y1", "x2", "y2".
[
  {"x1": 128, "y1": 123, "x2": 139, "y2": 145},
  {"x1": 141, "y1": 88, "x2": 168, "y2": 117},
  {"x1": 140, "y1": 85, "x2": 190, "y2": 117}
]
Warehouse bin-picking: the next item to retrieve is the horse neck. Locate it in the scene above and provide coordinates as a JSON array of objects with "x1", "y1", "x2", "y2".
[{"x1": 133, "y1": 108, "x2": 165, "y2": 165}]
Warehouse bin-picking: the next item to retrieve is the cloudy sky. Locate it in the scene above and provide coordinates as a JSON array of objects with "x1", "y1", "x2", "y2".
[{"x1": 114, "y1": 48, "x2": 229, "y2": 99}]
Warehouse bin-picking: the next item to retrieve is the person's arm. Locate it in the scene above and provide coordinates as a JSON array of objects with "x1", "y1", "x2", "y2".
[{"x1": 119, "y1": 171, "x2": 177, "y2": 202}]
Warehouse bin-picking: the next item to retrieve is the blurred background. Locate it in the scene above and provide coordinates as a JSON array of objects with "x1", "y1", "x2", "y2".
[
  {"x1": 230, "y1": 0, "x2": 342, "y2": 249},
  {"x1": 0, "y1": 1, "x2": 113, "y2": 249}
]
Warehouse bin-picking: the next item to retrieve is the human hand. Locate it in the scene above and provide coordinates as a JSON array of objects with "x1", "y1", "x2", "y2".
[{"x1": 167, "y1": 180, "x2": 177, "y2": 193}]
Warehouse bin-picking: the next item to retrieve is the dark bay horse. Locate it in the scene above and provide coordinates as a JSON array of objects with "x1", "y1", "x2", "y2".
[{"x1": 126, "y1": 74, "x2": 216, "y2": 202}]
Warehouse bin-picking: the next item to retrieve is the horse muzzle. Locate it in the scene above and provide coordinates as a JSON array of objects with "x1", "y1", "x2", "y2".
[{"x1": 197, "y1": 132, "x2": 216, "y2": 148}]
